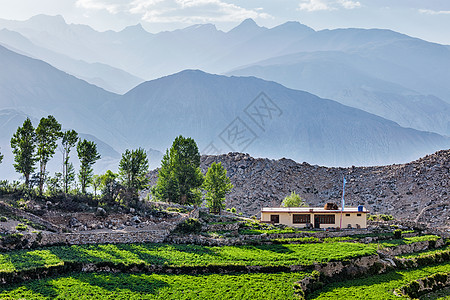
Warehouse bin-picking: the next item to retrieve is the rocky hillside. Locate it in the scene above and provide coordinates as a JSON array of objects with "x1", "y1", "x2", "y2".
[{"x1": 147, "y1": 150, "x2": 449, "y2": 228}]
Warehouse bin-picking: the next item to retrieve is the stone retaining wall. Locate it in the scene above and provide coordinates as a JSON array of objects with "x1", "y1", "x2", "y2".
[
  {"x1": 379, "y1": 238, "x2": 444, "y2": 257},
  {"x1": 41, "y1": 230, "x2": 170, "y2": 245},
  {"x1": 397, "y1": 273, "x2": 450, "y2": 299}
]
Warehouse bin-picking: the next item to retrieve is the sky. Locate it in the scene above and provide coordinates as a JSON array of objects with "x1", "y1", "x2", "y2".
[{"x1": 0, "y1": 0, "x2": 449, "y2": 44}]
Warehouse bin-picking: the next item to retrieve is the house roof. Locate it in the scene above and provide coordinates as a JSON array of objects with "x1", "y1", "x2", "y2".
[{"x1": 261, "y1": 207, "x2": 369, "y2": 213}]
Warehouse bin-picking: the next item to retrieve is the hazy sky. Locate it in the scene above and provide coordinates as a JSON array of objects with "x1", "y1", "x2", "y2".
[{"x1": 0, "y1": 0, "x2": 449, "y2": 44}]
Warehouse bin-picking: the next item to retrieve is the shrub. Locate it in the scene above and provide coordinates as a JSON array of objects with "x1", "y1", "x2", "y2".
[
  {"x1": 16, "y1": 223, "x2": 28, "y2": 231},
  {"x1": 0, "y1": 216, "x2": 7, "y2": 222},
  {"x1": 1, "y1": 233, "x2": 24, "y2": 247},
  {"x1": 175, "y1": 218, "x2": 202, "y2": 234},
  {"x1": 230, "y1": 207, "x2": 236, "y2": 213},
  {"x1": 394, "y1": 229, "x2": 402, "y2": 239}
]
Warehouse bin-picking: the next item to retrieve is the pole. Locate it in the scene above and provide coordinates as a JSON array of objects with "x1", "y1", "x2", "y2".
[{"x1": 339, "y1": 177, "x2": 346, "y2": 230}]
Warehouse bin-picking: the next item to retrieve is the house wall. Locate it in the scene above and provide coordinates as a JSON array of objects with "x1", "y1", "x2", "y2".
[{"x1": 261, "y1": 211, "x2": 367, "y2": 229}]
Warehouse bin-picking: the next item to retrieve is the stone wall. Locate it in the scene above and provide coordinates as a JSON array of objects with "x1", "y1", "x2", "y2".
[
  {"x1": 379, "y1": 238, "x2": 444, "y2": 257},
  {"x1": 397, "y1": 273, "x2": 450, "y2": 299}
]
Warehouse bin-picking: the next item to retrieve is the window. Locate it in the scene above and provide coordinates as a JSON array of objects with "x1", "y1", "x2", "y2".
[
  {"x1": 270, "y1": 215, "x2": 279, "y2": 224},
  {"x1": 345, "y1": 214, "x2": 350, "y2": 217},
  {"x1": 315, "y1": 214, "x2": 335, "y2": 224},
  {"x1": 293, "y1": 214, "x2": 310, "y2": 224},
  {"x1": 357, "y1": 214, "x2": 362, "y2": 217}
]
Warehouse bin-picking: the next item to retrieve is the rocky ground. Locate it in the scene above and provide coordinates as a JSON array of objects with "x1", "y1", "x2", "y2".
[{"x1": 146, "y1": 149, "x2": 449, "y2": 228}]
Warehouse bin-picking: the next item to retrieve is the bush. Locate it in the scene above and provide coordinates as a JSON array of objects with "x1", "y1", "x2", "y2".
[
  {"x1": 230, "y1": 207, "x2": 236, "y2": 213},
  {"x1": 175, "y1": 218, "x2": 202, "y2": 234},
  {"x1": 394, "y1": 229, "x2": 402, "y2": 239},
  {"x1": 16, "y1": 223, "x2": 28, "y2": 231},
  {"x1": 1, "y1": 233, "x2": 24, "y2": 247},
  {"x1": 0, "y1": 216, "x2": 7, "y2": 222}
]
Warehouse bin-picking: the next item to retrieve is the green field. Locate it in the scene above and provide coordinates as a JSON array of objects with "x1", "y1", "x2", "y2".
[
  {"x1": 308, "y1": 262, "x2": 450, "y2": 299},
  {"x1": 397, "y1": 244, "x2": 450, "y2": 259},
  {"x1": 0, "y1": 242, "x2": 376, "y2": 273},
  {"x1": 0, "y1": 272, "x2": 308, "y2": 300},
  {"x1": 375, "y1": 235, "x2": 441, "y2": 248}
]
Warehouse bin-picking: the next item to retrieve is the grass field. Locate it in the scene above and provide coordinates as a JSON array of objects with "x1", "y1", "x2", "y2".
[
  {"x1": 308, "y1": 262, "x2": 450, "y2": 299},
  {"x1": 0, "y1": 271, "x2": 309, "y2": 299},
  {"x1": 0, "y1": 242, "x2": 376, "y2": 273},
  {"x1": 397, "y1": 244, "x2": 450, "y2": 259}
]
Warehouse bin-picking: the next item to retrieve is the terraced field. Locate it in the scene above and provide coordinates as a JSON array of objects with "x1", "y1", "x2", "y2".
[
  {"x1": 0, "y1": 241, "x2": 376, "y2": 272},
  {"x1": 308, "y1": 262, "x2": 450, "y2": 299},
  {"x1": 0, "y1": 234, "x2": 447, "y2": 299},
  {"x1": 0, "y1": 272, "x2": 310, "y2": 299}
]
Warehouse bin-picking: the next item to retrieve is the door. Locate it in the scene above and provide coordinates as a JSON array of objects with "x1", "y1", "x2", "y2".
[
  {"x1": 314, "y1": 216, "x2": 320, "y2": 229},
  {"x1": 270, "y1": 215, "x2": 279, "y2": 224}
]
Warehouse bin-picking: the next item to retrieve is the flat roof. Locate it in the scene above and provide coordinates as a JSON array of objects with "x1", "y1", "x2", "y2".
[{"x1": 261, "y1": 207, "x2": 369, "y2": 213}]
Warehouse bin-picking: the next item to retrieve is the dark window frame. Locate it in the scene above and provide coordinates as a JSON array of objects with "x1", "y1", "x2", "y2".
[
  {"x1": 270, "y1": 215, "x2": 280, "y2": 224},
  {"x1": 315, "y1": 214, "x2": 335, "y2": 224},
  {"x1": 293, "y1": 214, "x2": 311, "y2": 224}
]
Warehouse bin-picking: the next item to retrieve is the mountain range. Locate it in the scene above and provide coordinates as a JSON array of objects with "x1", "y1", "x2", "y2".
[
  {"x1": 0, "y1": 15, "x2": 449, "y2": 181},
  {"x1": 0, "y1": 15, "x2": 448, "y2": 139}
]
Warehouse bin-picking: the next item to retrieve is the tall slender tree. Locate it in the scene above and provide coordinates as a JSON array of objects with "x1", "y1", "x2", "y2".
[
  {"x1": 35, "y1": 115, "x2": 62, "y2": 194},
  {"x1": 203, "y1": 162, "x2": 233, "y2": 214},
  {"x1": 119, "y1": 148, "x2": 149, "y2": 195},
  {"x1": 100, "y1": 170, "x2": 120, "y2": 204},
  {"x1": 61, "y1": 130, "x2": 78, "y2": 193},
  {"x1": 10, "y1": 118, "x2": 36, "y2": 186},
  {"x1": 77, "y1": 139, "x2": 100, "y2": 194},
  {"x1": 152, "y1": 135, "x2": 204, "y2": 205}
]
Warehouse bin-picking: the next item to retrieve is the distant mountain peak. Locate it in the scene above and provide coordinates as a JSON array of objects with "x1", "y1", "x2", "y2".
[
  {"x1": 181, "y1": 23, "x2": 217, "y2": 33},
  {"x1": 120, "y1": 23, "x2": 150, "y2": 35},
  {"x1": 271, "y1": 21, "x2": 315, "y2": 33},
  {"x1": 239, "y1": 18, "x2": 258, "y2": 28},
  {"x1": 228, "y1": 18, "x2": 265, "y2": 35},
  {"x1": 28, "y1": 14, "x2": 67, "y2": 26}
]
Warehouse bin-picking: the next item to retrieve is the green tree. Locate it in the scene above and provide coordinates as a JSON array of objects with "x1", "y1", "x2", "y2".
[
  {"x1": 119, "y1": 148, "x2": 149, "y2": 194},
  {"x1": 77, "y1": 139, "x2": 100, "y2": 194},
  {"x1": 61, "y1": 130, "x2": 78, "y2": 193},
  {"x1": 100, "y1": 170, "x2": 120, "y2": 204},
  {"x1": 10, "y1": 118, "x2": 36, "y2": 186},
  {"x1": 281, "y1": 191, "x2": 308, "y2": 207},
  {"x1": 203, "y1": 162, "x2": 233, "y2": 214},
  {"x1": 152, "y1": 135, "x2": 204, "y2": 205},
  {"x1": 92, "y1": 174, "x2": 102, "y2": 198},
  {"x1": 35, "y1": 115, "x2": 62, "y2": 194},
  {"x1": 0, "y1": 148, "x2": 3, "y2": 164},
  {"x1": 46, "y1": 172, "x2": 63, "y2": 196}
]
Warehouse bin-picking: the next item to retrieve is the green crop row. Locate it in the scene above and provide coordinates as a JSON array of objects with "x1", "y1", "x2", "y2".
[
  {"x1": 308, "y1": 262, "x2": 450, "y2": 299},
  {"x1": 273, "y1": 236, "x2": 355, "y2": 244},
  {"x1": 373, "y1": 235, "x2": 440, "y2": 248},
  {"x1": 397, "y1": 244, "x2": 450, "y2": 259},
  {"x1": 0, "y1": 242, "x2": 377, "y2": 273},
  {"x1": 0, "y1": 271, "x2": 309, "y2": 299}
]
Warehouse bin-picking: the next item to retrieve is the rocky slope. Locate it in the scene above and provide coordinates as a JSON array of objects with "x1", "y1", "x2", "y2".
[{"x1": 147, "y1": 149, "x2": 449, "y2": 228}]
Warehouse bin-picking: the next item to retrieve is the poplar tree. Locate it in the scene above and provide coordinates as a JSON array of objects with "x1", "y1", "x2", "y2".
[
  {"x1": 203, "y1": 162, "x2": 233, "y2": 214},
  {"x1": 152, "y1": 135, "x2": 204, "y2": 205},
  {"x1": 119, "y1": 148, "x2": 149, "y2": 194},
  {"x1": 77, "y1": 139, "x2": 100, "y2": 194},
  {"x1": 61, "y1": 130, "x2": 78, "y2": 193},
  {"x1": 35, "y1": 115, "x2": 62, "y2": 194},
  {"x1": 10, "y1": 118, "x2": 36, "y2": 186}
]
